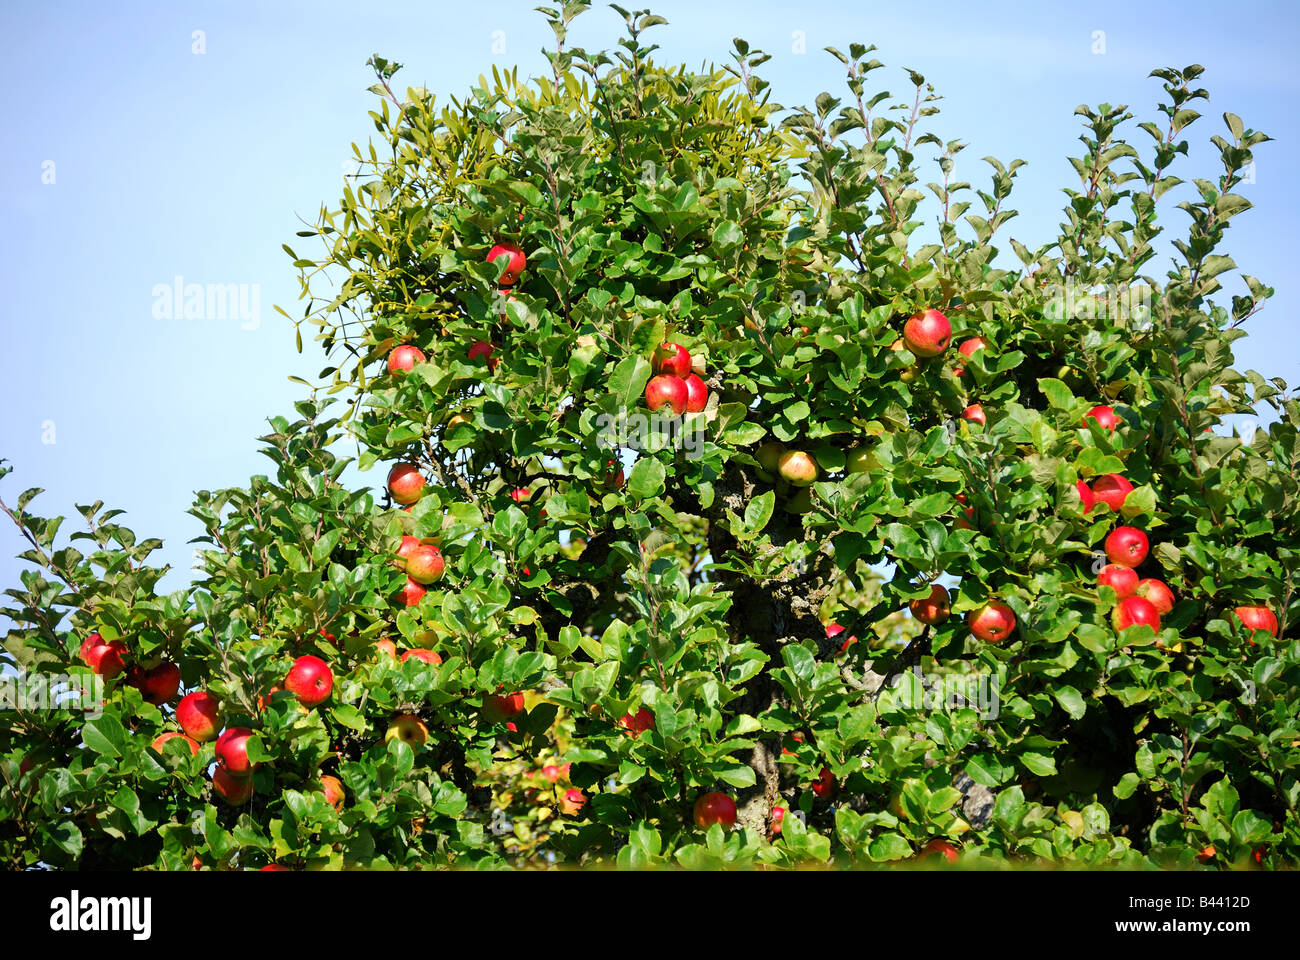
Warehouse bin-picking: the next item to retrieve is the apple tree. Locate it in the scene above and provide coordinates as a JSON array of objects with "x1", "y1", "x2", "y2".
[{"x1": 2, "y1": 4, "x2": 1297, "y2": 870}]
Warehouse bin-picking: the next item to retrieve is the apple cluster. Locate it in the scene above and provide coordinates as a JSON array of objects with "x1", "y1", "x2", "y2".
[{"x1": 644, "y1": 341, "x2": 709, "y2": 415}]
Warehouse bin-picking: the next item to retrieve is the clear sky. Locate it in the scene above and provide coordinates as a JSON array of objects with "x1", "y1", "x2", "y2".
[{"x1": 1, "y1": 0, "x2": 1297, "y2": 600}]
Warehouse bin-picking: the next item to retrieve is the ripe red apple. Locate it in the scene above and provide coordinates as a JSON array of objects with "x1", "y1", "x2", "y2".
[
  {"x1": 1135, "y1": 579, "x2": 1175, "y2": 615},
  {"x1": 387, "y1": 463, "x2": 426, "y2": 505},
  {"x1": 826, "y1": 622, "x2": 858, "y2": 653},
  {"x1": 401, "y1": 648, "x2": 443, "y2": 666},
  {"x1": 406, "y1": 543, "x2": 445, "y2": 584},
  {"x1": 770, "y1": 806, "x2": 785, "y2": 835},
  {"x1": 260, "y1": 864, "x2": 291, "y2": 871},
  {"x1": 560, "y1": 788, "x2": 586, "y2": 816},
  {"x1": 1097, "y1": 564, "x2": 1138, "y2": 599},
  {"x1": 1112, "y1": 595, "x2": 1161, "y2": 632},
  {"x1": 78, "y1": 632, "x2": 106, "y2": 666},
  {"x1": 82, "y1": 635, "x2": 128, "y2": 678},
  {"x1": 1105, "y1": 526, "x2": 1149, "y2": 567},
  {"x1": 618, "y1": 707, "x2": 654, "y2": 736},
  {"x1": 541, "y1": 763, "x2": 571, "y2": 783},
  {"x1": 954, "y1": 492, "x2": 974, "y2": 530},
  {"x1": 483, "y1": 691, "x2": 525, "y2": 722},
  {"x1": 909, "y1": 584, "x2": 951, "y2": 625},
  {"x1": 468, "y1": 340, "x2": 498, "y2": 373},
  {"x1": 1076, "y1": 479, "x2": 1096, "y2": 513},
  {"x1": 811, "y1": 767, "x2": 834, "y2": 798},
  {"x1": 398, "y1": 577, "x2": 426, "y2": 607},
  {"x1": 509, "y1": 487, "x2": 530, "y2": 503},
  {"x1": 602, "y1": 457, "x2": 626, "y2": 490},
  {"x1": 653, "y1": 342, "x2": 692, "y2": 378},
  {"x1": 755, "y1": 441, "x2": 784, "y2": 482},
  {"x1": 693, "y1": 792, "x2": 737, "y2": 829},
  {"x1": 215, "y1": 727, "x2": 257, "y2": 777},
  {"x1": 1091, "y1": 473, "x2": 1133, "y2": 513},
  {"x1": 397, "y1": 535, "x2": 420, "y2": 564},
  {"x1": 285, "y1": 655, "x2": 333, "y2": 708},
  {"x1": 919, "y1": 838, "x2": 959, "y2": 863},
  {"x1": 151, "y1": 731, "x2": 200, "y2": 756},
  {"x1": 778, "y1": 450, "x2": 819, "y2": 486},
  {"x1": 968, "y1": 601, "x2": 1016, "y2": 643},
  {"x1": 213, "y1": 765, "x2": 254, "y2": 805},
  {"x1": 953, "y1": 336, "x2": 987, "y2": 377},
  {"x1": 385, "y1": 713, "x2": 429, "y2": 746},
  {"x1": 961, "y1": 404, "x2": 986, "y2": 427},
  {"x1": 375, "y1": 638, "x2": 398, "y2": 659},
  {"x1": 903, "y1": 308, "x2": 952, "y2": 357},
  {"x1": 645, "y1": 374, "x2": 688, "y2": 414},
  {"x1": 1233, "y1": 605, "x2": 1278, "y2": 639},
  {"x1": 1083, "y1": 405, "x2": 1121, "y2": 432},
  {"x1": 132, "y1": 660, "x2": 181, "y2": 705},
  {"x1": 486, "y1": 241, "x2": 526, "y2": 285},
  {"x1": 319, "y1": 775, "x2": 345, "y2": 810},
  {"x1": 683, "y1": 373, "x2": 708, "y2": 412},
  {"x1": 177, "y1": 691, "x2": 222, "y2": 742},
  {"x1": 387, "y1": 345, "x2": 426, "y2": 376}
]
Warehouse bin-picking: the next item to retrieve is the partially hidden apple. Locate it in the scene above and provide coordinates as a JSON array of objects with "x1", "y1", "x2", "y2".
[
  {"x1": 683, "y1": 373, "x2": 708, "y2": 412},
  {"x1": 213, "y1": 765, "x2": 254, "y2": 805},
  {"x1": 388, "y1": 344, "x2": 426, "y2": 376},
  {"x1": 645, "y1": 374, "x2": 688, "y2": 414},
  {"x1": 215, "y1": 727, "x2": 257, "y2": 777},
  {"x1": 909, "y1": 584, "x2": 951, "y2": 625},
  {"x1": 398, "y1": 577, "x2": 426, "y2": 607},
  {"x1": 778, "y1": 450, "x2": 819, "y2": 486},
  {"x1": 1083, "y1": 405, "x2": 1121, "y2": 432},
  {"x1": 1233, "y1": 605, "x2": 1278, "y2": 640},
  {"x1": 1135, "y1": 578, "x2": 1175, "y2": 615},
  {"x1": 387, "y1": 463, "x2": 426, "y2": 505},
  {"x1": 953, "y1": 336, "x2": 987, "y2": 377},
  {"x1": 961, "y1": 404, "x2": 986, "y2": 427},
  {"x1": 1097, "y1": 564, "x2": 1138, "y2": 599},
  {"x1": 151, "y1": 731, "x2": 200, "y2": 756},
  {"x1": 385, "y1": 713, "x2": 429, "y2": 746},
  {"x1": 618, "y1": 707, "x2": 654, "y2": 736},
  {"x1": 401, "y1": 648, "x2": 443, "y2": 666},
  {"x1": 653, "y1": 342, "x2": 692, "y2": 378},
  {"x1": 177, "y1": 691, "x2": 222, "y2": 742},
  {"x1": 483, "y1": 691, "x2": 526, "y2": 722},
  {"x1": 693, "y1": 792, "x2": 737, "y2": 829},
  {"x1": 1090, "y1": 473, "x2": 1133, "y2": 513},
  {"x1": 755, "y1": 441, "x2": 784, "y2": 482},
  {"x1": 1112, "y1": 595, "x2": 1161, "y2": 632},
  {"x1": 486, "y1": 241, "x2": 526, "y2": 285},
  {"x1": 468, "y1": 340, "x2": 498, "y2": 373}
]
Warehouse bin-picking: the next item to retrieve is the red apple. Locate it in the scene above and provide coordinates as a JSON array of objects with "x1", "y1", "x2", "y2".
[
  {"x1": 954, "y1": 492, "x2": 975, "y2": 530},
  {"x1": 693, "y1": 792, "x2": 737, "y2": 829},
  {"x1": 397, "y1": 535, "x2": 421, "y2": 564},
  {"x1": 909, "y1": 584, "x2": 951, "y2": 625},
  {"x1": 151, "y1": 731, "x2": 200, "y2": 756},
  {"x1": 483, "y1": 691, "x2": 525, "y2": 722},
  {"x1": 961, "y1": 404, "x2": 986, "y2": 427},
  {"x1": 510, "y1": 487, "x2": 530, "y2": 503},
  {"x1": 811, "y1": 767, "x2": 834, "y2": 798},
  {"x1": 919, "y1": 838, "x2": 959, "y2": 863},
  {"x1": 260, "y1": 864, "x2": 291, "y2": 871},
  {"x1": 603, "y1": 458, "x2": 626, "y2": 490},
  {"x1": 1135, "y1": 579, "x2": 1175, "y2": 615},
  {"x1": 1097, "y1": 564, "x2": 1138, "y2": 599},
  {"x1": 1076, "y1": 479, "x2": 1095, "y2": 513},
  {"x1": 1233, "y1": 605, "x2": 1278, "y2": 639},
  {"x1": 770, "y1": 806, "x2": 785, "y2": 835},
  {"x1": 1083, "y1": 405, "x2": 1121, "y2": 432},
  {"x1": 468, "y1": 340, "x2": 498, "y2": 373},
  {"x1": 1112, "y1": 595, "x2": 1161, "y2": 632},
  {"x1": 83, "y1": 636, "x2": 128, "y2": 678},
  {"x1": 1091, "y1": 473, "x2": 1133, "y2": 513},
  {"x1": 1105, "y1": 526, "x2": 1149, "y2": 567},
  {"x1": 375, "y1": 638, "x2": 398, "y2": 659},
  {"x1": 401, "y1": 648, "x2": 443, "y2": 666},
  {"x1": 406, "y1": 543, "x2": 445, "y2": 584},
  {"x1": 618, "y1": 707, "x2": 654, "y2": 736},
  {"x1": 285, "y1": 655, "x2": 333, "y2": 708},
  {"x1": 684, "y1": 373, "x2": 708, "y2": 412},
  {"x1": 177, "y1": 691, "x2": 222, "y2": 742},
  {"x1": 968, "y1": 601, "x2": 1016, "y2": 643},
  {"x1": 541, "y1": 763, "x2": 570, "y2": 783},
  {"x1": 319, "y1": 775, "x2": 345, "y2": 810},
  {"x1": 953, "y1": 336, "x2": 987, "y2": 377},
  {"x1": 398, "y1": 577, "x2": 426, "y2": 607},
  {"x1": 215, "y1": 727, "x2": 257, "y2": 777},
  {"x1": 486, "y1": 242, "x2": 526, "y2": 285},
  {"x1": 387, "y1": 463, "x2": 426, "y2": 505},
  {"x1": 645, "y1": 374, "x2": 688, "y2": 414},
  {"x1": 388, "y1": 345, "x2": 426, "y2": 376},
  {"x1": 653, "y1": 342, "x2": 692, "y2": 378},
  {"x1": 560, "y1": 788, "x2": 586, "y2": 816},
  {"x1": 903, "y1": 308, "x2": 952, "y2": 357},
  {"x1": 78, "y1": 632, "x2": 106, "y2": 666},
  {"x1": 826, "y1": 622, "x2": 858, "y2": 653},
  {"x1": 133, "y1": 660, "x2": 181, "y2": 705},
  {"x1": 213, "y1": 765, "x2": 254, "y2": 805},
  {"x1": 778, "y1": 450, "x2": 819, "y2": 486}
]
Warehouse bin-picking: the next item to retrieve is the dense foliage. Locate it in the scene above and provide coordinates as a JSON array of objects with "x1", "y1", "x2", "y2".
[{"x1": 2, "y1": 3, "x2": 1295, "y2": 870}]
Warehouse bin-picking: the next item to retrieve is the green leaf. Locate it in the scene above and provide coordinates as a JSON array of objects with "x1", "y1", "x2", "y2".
[
  {"x1": 627, "y1": 457, "x2": 666, "y2": 499},
  {"x1": 82, "y1": 715, "x2": 127, "y2": 757}
]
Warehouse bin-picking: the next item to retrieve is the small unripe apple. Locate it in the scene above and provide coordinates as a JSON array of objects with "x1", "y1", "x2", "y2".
[
  {"x1": 903, "y1": 308, "x2": 952, "y2": 357},
  {"x1": 177, "y1": 691, "x2": 222, "y2": 742},
  {"x1": 1112, "y1": 595, "x2": 1161, "y2": 632},
  {"x1": 645, "y1": 374, "x2": 688, "y2": 414},
  {"x1": 468, "y1": 340, "x2": 498, "y2": 373},
  {"x1": 693, "y1": 792, "x2": 737, "y2": 829},
  {"x1": 683, "y1": 373, "x2": 708, "y2": 412},
  {"x1": 961, "y1": 404, "x2": 986, "y2": 427},
  {"x1": 1134, "y1": 578, "x2": 1175, "y2": 615},
  {"x1": 387, "y1": 463, "x2": 426, "y2": 505},
  {"x1": 385, "y1": 713, "x2": 429, "y2": 746},
  {"x1": 1104, "y1": 526, "x2": 1149, "y2": 567},
  {"x1": 405, "y1": 543, "x2": 445, "y2": 584},
  {"x1": 387, "y1": 345, "x2": 426, "y2": 376},
  {"x1": 845, "y1": 445, "x2": 879, "y2": 474},
  {"x1": 215, "y1": 727, "x2": 257, "y2": 777},
  {"x1": 1083, "y1": 405, "x2": 1121, "y2": 432},
  {"x1": 285, "y1": 655, "x2": 333, "y2": 708},
  {"x1": 1233, "y1": 605, "x2": 1278, "y2": 639},
  {"x1": 213, "y1": 765, "x2": 254, "y2": 805},
  {"x1": 1097, "y1": 564, "x2": 1138, "y2": 599},
  {"x1": 968, "y1": 601, "x2": 1016, "y2": 643},
  {"x1": 909, "y1": 584, "x2": 951, "y2": 625},
  {"x1": 653, "y1": 342, "x2": 692, "y2": 378},
  {"x1": 778, "y1": 450, "x2": 819, "y2": 486},
  {"x1": 486, "y1": 241, "x2": 526, "y2": 285},
  {"x1": 1090, "y1": 473, "x2": 1133, "y2": 513},
  {"x1": 755, "y1": 441, "x2": 785, "y2": 482}
]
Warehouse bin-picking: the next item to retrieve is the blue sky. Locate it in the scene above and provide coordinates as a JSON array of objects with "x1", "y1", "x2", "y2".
[{"x1": 1, "y1": 0, "x2": 1297, "y2": 600}]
